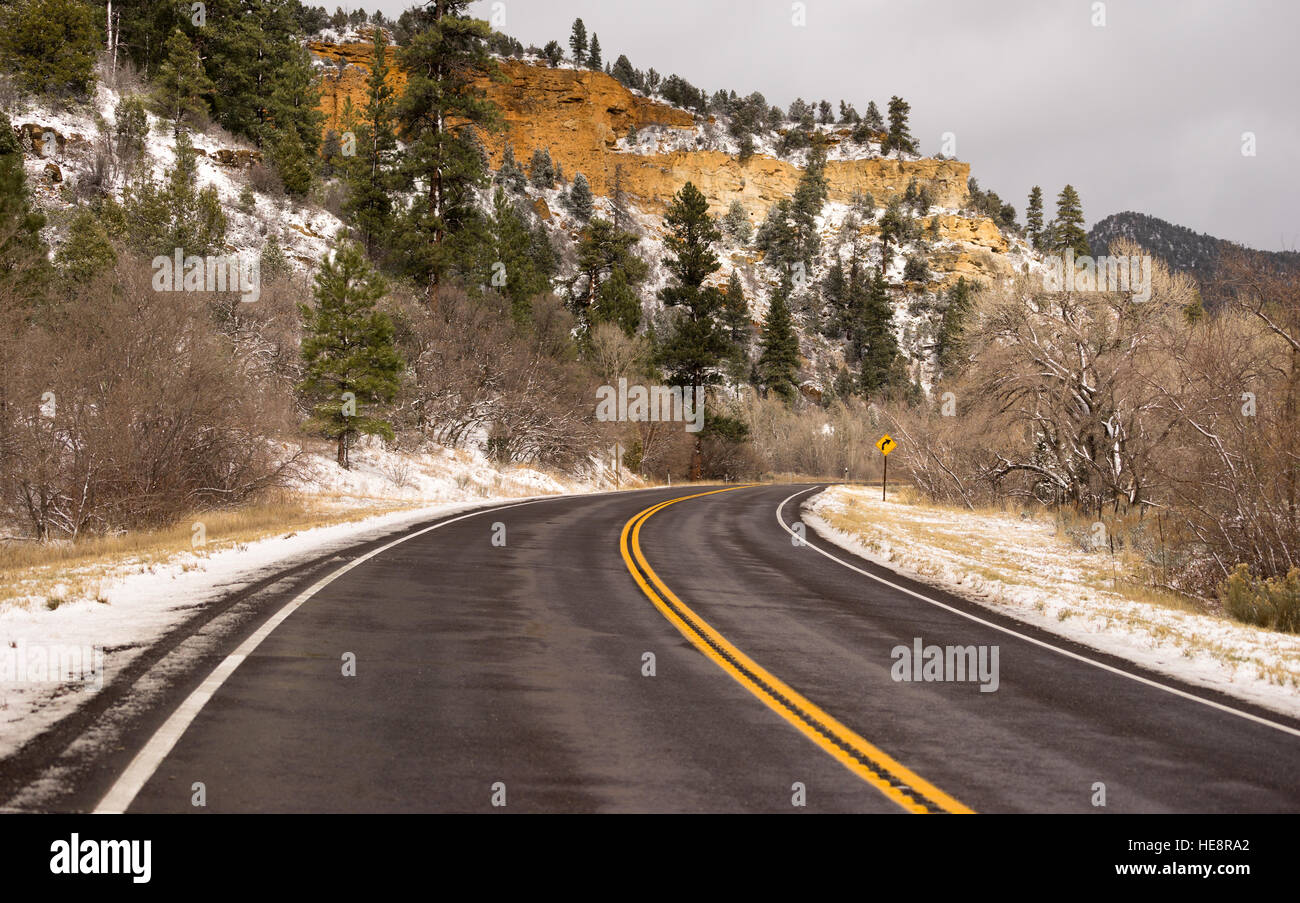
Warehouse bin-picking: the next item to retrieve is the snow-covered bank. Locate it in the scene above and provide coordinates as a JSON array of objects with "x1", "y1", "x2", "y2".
[{"x1": 805, "y1": 485, "x2": 1300, "y2": 719}]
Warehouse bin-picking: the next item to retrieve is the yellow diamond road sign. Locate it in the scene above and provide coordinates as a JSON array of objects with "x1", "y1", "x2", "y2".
[{"x1": 876, "y1": 434, "x2": 896, "y2": 456}]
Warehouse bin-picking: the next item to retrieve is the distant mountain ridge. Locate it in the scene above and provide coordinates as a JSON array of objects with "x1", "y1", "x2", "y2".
[{"x1": 1088, "y1": 211, "x2": 1300, "y2": 308}]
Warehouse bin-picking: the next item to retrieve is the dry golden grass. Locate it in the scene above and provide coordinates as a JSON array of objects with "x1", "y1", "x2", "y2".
[
  {"x1": 0, "y1": 472, "x2": 673, "y2": 614},
  {"x1": 0, "y1": 491, "x2": 440, "y2": 614}
]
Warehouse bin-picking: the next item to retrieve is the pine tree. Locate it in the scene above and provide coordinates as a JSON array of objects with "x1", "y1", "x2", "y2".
[
  {"x1": 567, "y1": 173, "x2": 594, "y2": 222},
  {"x1": 754, "y1": 199, "x2": 798, "y2": 269},
  {"x1": 394, "y1": 2, "x2": 499, "y2": 299},
  {"x1": 1051, "y1": 184, "x2": 1090, "y2": 258},
  {"x1": 820, "y1": 258, "x2": 848, "y2": 338},
  {"x1": 723, "y1": 200, "x2": 752, "y2": 243},
  {"x1": 0, "y1": 0, "x2": 99, "y2": 98},
  {"x1": 272, "y1": 124, "x2": 313, "y2": 197},
  {"x1": 203, "y1": 0, "x2": 321, "y2": 150},
  {"x1": 882, "y1": 96, "x2": 917, "y2": 158},
  {"x1": 497, "y1": 141, "x2": 527, "y2": 192},
  {"x1": 1025, "y1": 186, "x2": 1044, "y2": 251},
  {"x1": 587, "y1": 33, "x2": 602, "y2": 70},
  {"x1": 0, "y1": 111, "x2": 51, "y2": 296},
  {"x1": 611, "y1": 54, "x2": 637, "y2": 88},
  {"x1": 298, "y1": 243, "x2": 404, "y2": 469},
  {"x1": 863, "y1": 100, "x2": 884, "y2": 131},
  {"x1": 723, "y1": 269, "x2": 751, "y2": 346},
  {"x1": 609, "y1": 162, "x2": 631, "y2": 231},
  {"x1": 261, "y1": 232, "x2": 290, "y2": 280},
  {"x1": 655, "y1": 183, "x2": 730, "y2": 477},
  {"x1": 543, "y1": 40, "x2": 563, "y2": 67},
  {"x1": 757, "y1": 270, "x2": 801, "y2": 402},
  {"x1": 266, "y1": 40, "x2": 325, "y2": 160},
  {"x1": 858, "y1": 268, "x2": 899, "y2": 396},
  {"x1": 790, "y1": 142, "x2": 828, "y2": 266},
  {"x1": 123, "y1": 130, "x2": 227, "y2": 256},
  {"x1": 344, "y1": 28, "x2": 398, "y2": 257},
  {"x1": 114, "y1": 95, "x2": 150, "y2": 169},
  {"x1": 488, "y1": 188, "x2": 556, "y2": 325},
  {"x1": 568, "y1": 218, "x2": 646, "y2": 335},
  {"x1": 55, "y1": 209, "x2": 117, "y2": 283},
  {"x1": 154, "y1": 28, "x2": 213, "y2": 135},
  {"x1": 529, "y1": 148, "x2": 555, "y2": 189},
  {"x1": 593, "y1": 264, "x2": 642, "y2": 336},
  {"x1": 936, "y1": 276, "x2": 977, "y2": 378},
  {"x1": 569, "y1": 18, "x2": 587, "y2": 65}
]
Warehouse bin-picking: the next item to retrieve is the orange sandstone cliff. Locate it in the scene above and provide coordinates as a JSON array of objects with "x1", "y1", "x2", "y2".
[{"x1": 311, "y1": 41, "x2": 971, "y2": 222}]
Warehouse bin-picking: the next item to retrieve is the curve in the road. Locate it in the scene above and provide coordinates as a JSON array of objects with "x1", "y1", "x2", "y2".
[
  {"x1": 621, "y1": 487, "x2": 974, "y2": 814},
  {"x1": 774, "y1": 486, "x2": 1300, "y2": 741}
]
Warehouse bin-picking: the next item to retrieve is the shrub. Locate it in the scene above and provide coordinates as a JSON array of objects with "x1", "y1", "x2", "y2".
[
  {"x1": 0, "y1": 0, "x2": 99, "y2": 99},
  {"x1": 1222, "y1": 565, "x2": 1300, "y2": 633}
]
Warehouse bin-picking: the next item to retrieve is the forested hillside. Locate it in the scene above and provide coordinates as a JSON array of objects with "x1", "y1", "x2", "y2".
[{"x1": 1, "y1": 1, "x2": 1297, "y2": 626}]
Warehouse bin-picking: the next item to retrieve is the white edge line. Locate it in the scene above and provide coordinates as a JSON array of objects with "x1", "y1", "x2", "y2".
[
  {"x1": 777, "y1": 486, "x2": 1300, "y2": 740},
  {"x1": 93, "y1": 495, "x2": 553, "y2": 814}
]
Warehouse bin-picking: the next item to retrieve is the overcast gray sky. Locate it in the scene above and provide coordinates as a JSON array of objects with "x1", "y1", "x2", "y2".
[{"x1": 360, "y1": 0, "x2": 1299, "y2": 251}]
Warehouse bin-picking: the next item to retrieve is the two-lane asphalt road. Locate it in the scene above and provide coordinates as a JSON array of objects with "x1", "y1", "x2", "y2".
[{"x1": 14, "y1": 484, "x2": 1300, "y2": 813}]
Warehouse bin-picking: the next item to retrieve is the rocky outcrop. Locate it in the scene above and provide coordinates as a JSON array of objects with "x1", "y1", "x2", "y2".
[
  {"x1": 311, "y1": 44, "x2": 970, "y2": 218},
  {"x1": 17, "y1": 123, "x2": 73, "y2": 157},
  {"x1": 211, "y1": 148, "x2": 264, "y2": 168}
]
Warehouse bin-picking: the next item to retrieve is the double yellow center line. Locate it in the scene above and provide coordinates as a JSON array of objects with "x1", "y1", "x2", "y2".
[{"x1": 620, "y1": 487, "x2": 974, "y2": 814}]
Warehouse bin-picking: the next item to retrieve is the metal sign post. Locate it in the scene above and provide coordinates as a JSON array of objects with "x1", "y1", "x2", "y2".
[{"x1": 875, "y1": 434, "x2": 896, "y2": 501}]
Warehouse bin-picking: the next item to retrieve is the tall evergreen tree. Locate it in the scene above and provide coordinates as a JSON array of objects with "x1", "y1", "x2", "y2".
[
  {"x1": 298, "y1": 244, "x2": 404, "y2": 469},
  {"x1": 201, "y1": 0, "x2": 321, "y2": 153},
  {"x1": 344, "y1": 28, "x2": 398, "y2": 257},
  {"x1": 1050, "y1": 184, "x2": 1090, "y2": 258},
  {"x1": 154, "y1": 28, "x2": 213, "y2": 135},
  {"x1": 723, "y1": 270, "x2": 751, "y2": 344},
  {"x1": 882, "y1": 96, "x2": 917, "y2": 158},
  {"x1": 611, "y1": 54, "x2": 637, "y2": 88},
  {"x1": 568, "y1": 218, "x2": 646, "y2": 336},
  {"x1": 487, "y1": 188, "x2": 556, "y2": 325},
  {"x1": 587, "y1": 33, "x2": 602, "y2": 70},
  {"x1": 496, "y1": 141, "x2": 527, "y2": 192},
  {"x1": 394, "y1": 1, "x2": 499, "y2": 299},
  {"x1": 757, "y1": 269, "x2": 801, "y2": 402},
  {"x1": 754, "y1": 199, "x2": 799, "y2": 269},
  {"x1": 655, "y1": 183, "x2": 730, "y2": 477},
  {"x1": 790, "y1": 141, "x2": 829, "y2": 266},
  {"x1": 569, "y1": 18, "x2": 587, "y2": 65},
  {"x1": 0, "y1": 111, "x2": 50, "y2": 297},
  {"x1": 858, "y1": 268, "x2": 900, "y2": 396},
  {"x1": 1025, "y1": 185, "x2": 1044, "y2": 251},
  {"x1": 567, "y1": 173, "x2": 594, "y2": 222},
  {"x1": 272, "y1": 124, "x2": 313, "y2": 197},
  {"x1": 266, "y1": 40, "x2": 326, "y2": 162},
  {"x1": 863, "y1": 100, "x2": 884, "y2": 132},
  {"x1": 529, "y1": 148, "x2": 555, "y2": 188},
  {"x1": 936, "y1": 276, "x2": 978, "y2": 378}
]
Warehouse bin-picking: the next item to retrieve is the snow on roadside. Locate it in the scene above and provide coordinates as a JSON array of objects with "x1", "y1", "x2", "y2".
[
  {"x1": 0, "y1": 439, "x2": 623, "y2": 759},
  {"x1": 804, "y1": 486, "x2": 1300, "y2": 719}
]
